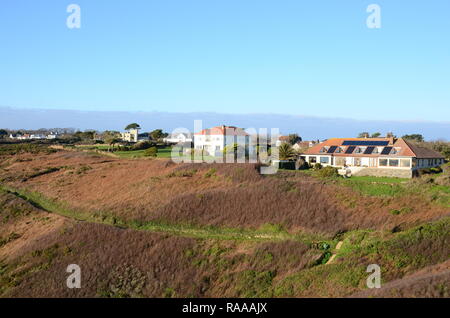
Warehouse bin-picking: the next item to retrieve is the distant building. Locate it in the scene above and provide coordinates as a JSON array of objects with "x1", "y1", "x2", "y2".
[
  {"x1": 194, "y1": 125, "x2": 250, "y2": 156},
  {"x1": 137, "y1": 132, "x2": 150, "y2": 142},
  {"x1": 164, "y1": 132, "x2": 193, "y2": 144},
  {"x1": 303, "y1": 137, "x2": 445, "y2": 178},
  {"x1": 293, "y1": 140, "x2": 319, "y2": 152},
  {"x1": 47, "y1": 133, "x2": 58, "y2": 140},
  {"x1": 9, "y1": 133, "x2": 45, "y2": 140},
  {"x1": 120, "y1": 128, "x2": 139, "y2": 143},
  {"x1": 275, "y1": 136, "x2": 290, "y2": 147}
]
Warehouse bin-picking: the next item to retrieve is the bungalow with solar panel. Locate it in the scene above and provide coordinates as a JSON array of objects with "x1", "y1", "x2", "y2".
[{"x1": 303, "y1": 137, "x2": 445, "y2": 178}]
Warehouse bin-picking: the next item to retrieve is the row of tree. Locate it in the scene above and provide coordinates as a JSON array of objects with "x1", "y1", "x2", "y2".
[{"x1": 356, "y1": 132, "x2": 425, "y2": 142}]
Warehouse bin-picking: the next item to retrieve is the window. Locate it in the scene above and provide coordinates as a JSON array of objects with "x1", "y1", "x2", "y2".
[
  {"x1": 389, "y1": 159, "x2": 399, "y2": 167},
  {"x1": 379, "y1": 159, "x2": 388, "y2": 167},
  {"x1": 320, "y1": 157, "x2": 329, "y2": 164},
  {"x1": 335, "y1": 158, "x2": 346, "y2": 166},
  {"x1": 309, "y1": 156, "x2": 317, "y2": 163},
  {"x1": 355, "y1": 147, "x2": 363, "y2": 154},
  {"x1": 400, "y1": 159, "x2": 410, "y2": 168}
]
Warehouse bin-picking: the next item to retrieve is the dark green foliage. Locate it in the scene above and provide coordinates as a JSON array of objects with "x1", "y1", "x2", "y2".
[
  {"x1": 143, "y1": 147, "x2": 157, "y2": 157},
  {"x1": 316, "y1": 166, "x2": 339, "y2": 178},
  {"x1": 402, "y1": 134, "x2": 424, "y2": 142},
  {"x1": 125, "y1": 123, "x2": 140, "y2": 130}
]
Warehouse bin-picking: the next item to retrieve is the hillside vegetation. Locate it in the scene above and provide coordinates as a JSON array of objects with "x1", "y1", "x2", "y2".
[{"x1": 0, "y1": 145, "x2": 449, "y2": 297}]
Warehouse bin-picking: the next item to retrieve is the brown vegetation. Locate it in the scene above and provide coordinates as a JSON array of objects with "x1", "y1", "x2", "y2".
[
  {"x1": 1, "y1": 148, "x2": 449, "y2": 298},
  {"x1": 0, "y1": 151, "x2": 448, "y2": 238}
]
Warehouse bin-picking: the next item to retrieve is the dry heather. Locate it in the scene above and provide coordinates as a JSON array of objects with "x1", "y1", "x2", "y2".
[
  {"x1": 1, "y1": 168, "x2": 449, "y2": 298},
  {"x1": 0, "y1": 150, "x2": 448, "y2": 237},
  {"x1": 351, "y1": 260, "x2": 450, "y2": 298},
  {"x1": 0, "y1": 192, "x2": 322, "y2": 297}
]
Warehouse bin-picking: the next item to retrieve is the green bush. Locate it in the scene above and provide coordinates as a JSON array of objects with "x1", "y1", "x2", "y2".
[
  {"x1": 133, "y1": 141, "x2": 153, "y2": 151},
  {"x1": 143, "y1": 147, "x2": 157, "y2": 157},
  {"x1": 316, "y1": 166, "x2": 338, "y2": 178},
  {"x1": 204, "y1": 168, "x2": 217, "y2": 178},
  {"x1": 295, "y1": 158, "x2": 309, "y2": 170},
  {"x1": 313, "y1": 163, "x2": 323, "y2": 170}
]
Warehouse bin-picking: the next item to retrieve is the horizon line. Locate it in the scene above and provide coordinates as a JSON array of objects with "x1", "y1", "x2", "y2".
[{"x1": 1, "y1": 105, "x2": 449, "y2": 125}]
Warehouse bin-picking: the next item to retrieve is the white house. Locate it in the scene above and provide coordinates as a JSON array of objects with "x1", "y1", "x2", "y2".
[
  {"x1": 9, "y1": 133, "x2": 45, "y2": 140},
  {"x1": 303, "y1": 137, "x2": 445, "y2": 178},
  {"x1": 194, "y1": 125, "x2": 250, "y2": 156},
  {"x1": 120, "y1": 128, "x2": 139, "y2": 143},
  {"x1": 164, "y1": 132, "x2": 193, "y2": 144}
]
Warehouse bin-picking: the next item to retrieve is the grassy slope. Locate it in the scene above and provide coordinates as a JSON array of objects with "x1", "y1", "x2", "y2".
[{"x1": 0, "y1": 146, "x2": 449, "y2": 297}]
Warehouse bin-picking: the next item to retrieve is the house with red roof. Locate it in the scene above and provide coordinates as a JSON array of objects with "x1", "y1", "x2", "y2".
[
  {"x1": 194, "y1": 125, "x2": 250, "y2": 156},
  {"x1": 303, "y1": 137, "x2": 445, "y2": 178}
]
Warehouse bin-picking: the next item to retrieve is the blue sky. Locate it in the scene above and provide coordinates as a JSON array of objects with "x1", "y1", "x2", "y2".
[{"x1": 0, "y1": 0, "x2": 449, "y2": 122}]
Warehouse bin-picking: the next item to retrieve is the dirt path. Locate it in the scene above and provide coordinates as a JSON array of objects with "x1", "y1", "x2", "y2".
[{"x1": 326, "y1": 241, "x2": 343, "y2": 265}]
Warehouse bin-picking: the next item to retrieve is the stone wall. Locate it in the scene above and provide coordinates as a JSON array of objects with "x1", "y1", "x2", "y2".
[{"x1": 352, "y1": 167, "x2": 413, "y2": 179}]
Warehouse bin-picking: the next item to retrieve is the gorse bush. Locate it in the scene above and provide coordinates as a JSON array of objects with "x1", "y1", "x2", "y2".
[
  {"x1": 316, "y1": 166, "x2": 339, "y2": 178},
  {"x1": 144, "y1": 147, "x2": 157, "y2": 157},
  {"x1": 133, "y1": 141, "x2": 154, "y2": 151}
]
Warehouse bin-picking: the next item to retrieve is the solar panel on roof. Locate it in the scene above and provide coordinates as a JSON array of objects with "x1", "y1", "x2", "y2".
[
  {"x1": 364, "y1": 146, "x2": 375, "y2": 154},
  {"x1": 342, "y1": 140, "x2": 389, "y2": 146},
  {"x1": 345, "y1": 146, "x2": 356, "y2": 154},
  {"x1": 327, "y1": 146, "x2": 338, "y2": 153},
  {"x1": 381, "y1": 146, "x2": 393, "y2": 155}
]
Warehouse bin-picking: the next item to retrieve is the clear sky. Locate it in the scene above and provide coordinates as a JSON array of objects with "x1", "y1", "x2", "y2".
[{"x1": 1, "y1": 0, "x2": 449, "y2": 122}]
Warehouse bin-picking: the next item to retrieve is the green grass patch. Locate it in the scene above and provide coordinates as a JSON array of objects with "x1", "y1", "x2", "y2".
[{"x1": 0, "y1": 184, "x2": 328, "y2": 244}]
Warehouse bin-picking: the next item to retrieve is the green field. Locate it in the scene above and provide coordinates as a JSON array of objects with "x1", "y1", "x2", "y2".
[{"x1": 75, "y1": 144, "x2": 173, "y2": 159}]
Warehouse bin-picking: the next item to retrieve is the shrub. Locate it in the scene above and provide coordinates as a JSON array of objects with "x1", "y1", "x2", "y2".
[
  {"x1": 430, "y1": 167, "x2": 443, "y2": 174},
  {"x1": 144, "y1": 147, "x2": 157, "y2": 157},
  {"x1": 390, "y1": 207, "x2": 412, "y2": 216},
  {"x1": 313, "y1": 163, "x2": 323, "y2": 170},
  {"x1": 204, "y1": 168, "x2": 217, "y2": 178},
  {"x1": 167, "y1": 169, "x2": 197, "y2": 178},
  {"x1": 133, "y1": 141, "x2": 153, "y2": 151},
  {"x1": 118, "y1": 146, "x2": 131, "y2": 151},
  {"x1": 295, "y1": 158, "x2": 309, "y2": 170},
  {"x1": 316, "y1": 166, "x2": 339, "y2": 178}
]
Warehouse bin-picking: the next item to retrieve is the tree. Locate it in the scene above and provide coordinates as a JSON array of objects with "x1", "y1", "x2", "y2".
[
  {"x1": 278, "y1": 143, "x2": 296, "y2": 161},
  {"x1": 386, "y1": 132, "x2": 395, "y2": 138},
  {"x1": 149, "y1": 129, "x2": 168, "y2": 141},
  {"x1": 105, "y1": 137, "x2": 121, "y2": 152},
  {"x1": 402, "y1": 134, "x2": 424, "y2": 142},
  {"x1": 371, "y1": 132, "x2": 381, "y2": 138},
  {"x1": 358, "y1": 132, "x2": 370, "y2": 138},
  {"x1": 103, "y1": 131, "x2": 121, "y2": 152},
  {"x1": 125, "y1": 123, "x2": 141, "y2": 131},
  {"x1": 74, "y1": 130, "x2": 95, "y2": 141},
  {"x1": 0, "y1": 129, "x2": 8, "y2": 139},
  {"x1": 288, "y1": 134, "x2": 302, "y2": 145}
]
